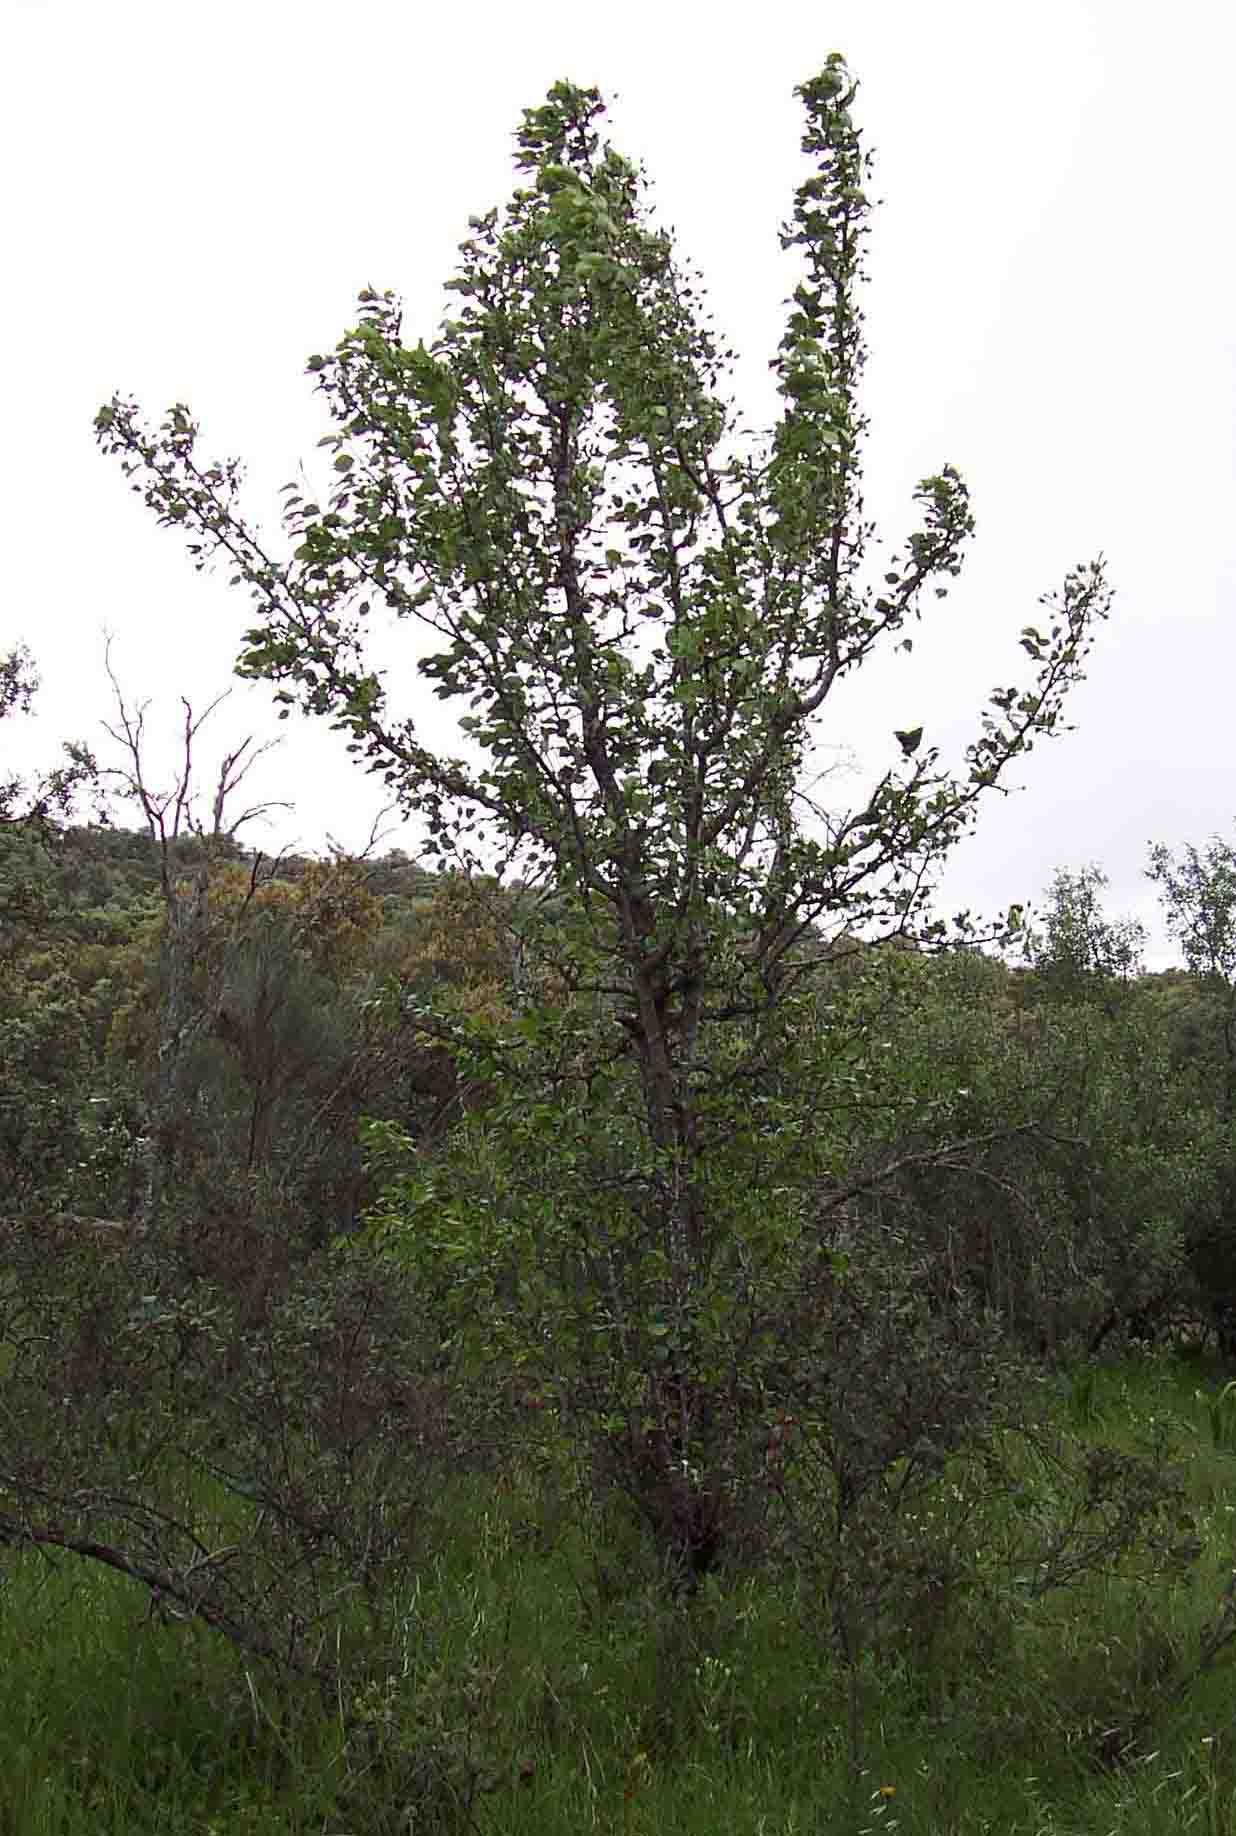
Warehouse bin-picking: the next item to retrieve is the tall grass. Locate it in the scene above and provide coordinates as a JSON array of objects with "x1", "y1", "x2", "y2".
[{"x1": 6, "y1": 1350, "x2": 1236, "y2": 1834}]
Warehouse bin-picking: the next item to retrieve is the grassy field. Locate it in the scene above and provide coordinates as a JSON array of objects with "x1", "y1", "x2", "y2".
[{"x1": 8, "y1": 1350, "x2": 1236, "y2": 1835}]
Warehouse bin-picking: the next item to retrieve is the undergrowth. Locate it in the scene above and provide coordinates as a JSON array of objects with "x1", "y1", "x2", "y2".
[{"x1": 6, "y1": 1350, "x2": 1236, "y2": 1833}]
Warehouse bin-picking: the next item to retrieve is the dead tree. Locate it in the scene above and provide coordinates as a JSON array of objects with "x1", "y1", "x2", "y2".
[{"x1": 99, "y1": 640, "x2": 289, "y2": 1227}]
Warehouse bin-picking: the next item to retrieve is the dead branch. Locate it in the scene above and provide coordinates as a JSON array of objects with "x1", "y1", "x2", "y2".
[{"x1": 0, "y1": 1510, "x2": 334, "y2": 1688}]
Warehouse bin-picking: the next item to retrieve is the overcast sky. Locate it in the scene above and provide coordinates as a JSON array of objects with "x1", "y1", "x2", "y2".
[{"x1": 4, "y1": 0, "x2": 1233, "y2": 964}]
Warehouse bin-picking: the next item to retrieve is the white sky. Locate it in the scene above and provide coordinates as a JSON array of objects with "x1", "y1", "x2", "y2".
[{"x1": 3, "y1": 0, "x2": 1233, "y2": 965}]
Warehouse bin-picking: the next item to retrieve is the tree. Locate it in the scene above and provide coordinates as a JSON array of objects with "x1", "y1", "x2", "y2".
[
  {"x1": 1149, "y1": 832, "x2": 1236, "y2": 1118},
  {"x1": 0, "y1": 649, "x2": 116, "y2": 1210},
  {"x1": 1, "y1": 643, "x2": 101, "y2": 954},
  {"x1": 1, "y1": 643, "x2": 98, "y2": 833},
  {"x1": 93, "y1": 644, "x2": 290, "y2": 1224},
  {"x1": 1146, "y1": 831, "x2": 1236, "y2": 1345},
  {"x1": 96, "y1": 60, "x2": 1111, "y2": 1577},
  {"x1": 1026, "y1": 863, "x2": 1146, "y2": 1005}
]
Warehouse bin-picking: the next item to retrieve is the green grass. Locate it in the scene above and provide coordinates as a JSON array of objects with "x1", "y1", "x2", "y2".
[
  {"x1": 9, "y1": 1350, "x2": 1236, "y2": 1833},
  {"x1": 0, "y1": 1556, "x2": 342, "y2": 1833}
]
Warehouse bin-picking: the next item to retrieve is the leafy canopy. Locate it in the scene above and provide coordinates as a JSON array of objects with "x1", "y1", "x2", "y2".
[{"x1": 95, "y1": 59, "x2": 1110, "y2": 985}]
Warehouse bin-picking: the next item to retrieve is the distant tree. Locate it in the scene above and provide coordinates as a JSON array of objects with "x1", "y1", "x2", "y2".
[
  {"x1": 1026, "y1": 863, "x2": 1146, "y2": 1006},
  {"x1": 1149, "y1": 832, "x2": 1236, "y2": 1118},
  {"x1": 96, "y1": 59, "x2": 1111, "y2": 1578},
  {"x1": 0, "y1": 644, "x2": 37, "y2": 724},
  {"x1": 1, "y1": 643, "x2": 100, "y2": 958},
  {"x1": 0, "y1": 643, "x2": 98, "y2": 833},
  {"x1": 93, "y1": 644, "x2": 290, "y2": 1224},
  {"x1": 0, "y1": 650, "x2": 117, "y2": 1208},
  {"x1": 1, "y1": 645, "x2": 44, "y2": 836}
]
